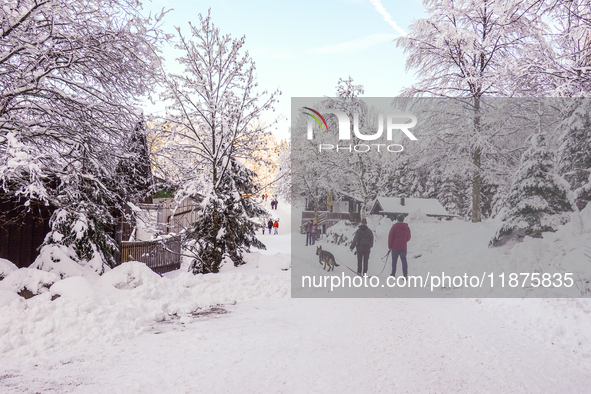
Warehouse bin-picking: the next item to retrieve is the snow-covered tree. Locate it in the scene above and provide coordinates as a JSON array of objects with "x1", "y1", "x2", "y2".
[
  {"x1": 31, "y1": 207, "x2": 118, "y2": 277},
  {"x1": 154, "y1": 10, "x2": 279, "y2": 273},
  {"x1": 311, "y1": 77, "x2": 396, "y2": 217},
  {"x1": 274, "y1": 139, "x2": 291, "y2": 203},
  {"x1": 0, "y1": 0, "x2": 165, "y2": 273},
  {"x1": 557, "y1": 99, "x2": 591, "y2": 207},
  {"x1": 490, "y1": 131, "x2": 573, "y2": 246},
  {"x1": 528, "y1": 0, "x2": 591, "y2": 96},
  {"x1": 183, "y1": 160, "x2": 266, "y2": 272},
  {"x1": 397, "y1": 0, "x2": 549, "y2": 222}
]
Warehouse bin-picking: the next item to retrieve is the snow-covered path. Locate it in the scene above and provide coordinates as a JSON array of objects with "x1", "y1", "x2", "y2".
[
  {"x1": 1, "y1": 200, "x2": 590, "y2": 393},
  {"x1": 1, "y1": 297, "x2": 590, "y2": 393}
]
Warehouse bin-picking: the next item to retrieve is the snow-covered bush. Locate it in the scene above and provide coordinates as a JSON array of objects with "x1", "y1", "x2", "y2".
[
  {"x1": 31, "y1": 208, "x2": 117, "y2": 277},
  {"x1": 0, "y1": 268, "x2": 59, "y2": 299}
]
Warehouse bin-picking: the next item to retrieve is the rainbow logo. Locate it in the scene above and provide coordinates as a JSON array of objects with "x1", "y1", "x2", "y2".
[{"x1": 301, "y1": 107, "x2": 329, "y2": 131}]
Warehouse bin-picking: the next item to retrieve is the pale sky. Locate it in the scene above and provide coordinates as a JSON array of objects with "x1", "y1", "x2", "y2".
[{"x1": 140, "y1": 0, "x2": 426, "y2": 140}]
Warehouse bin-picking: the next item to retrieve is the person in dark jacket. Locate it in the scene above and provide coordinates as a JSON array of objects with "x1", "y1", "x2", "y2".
[
  {"x1": 350, "y1": 218, "x2": 374, "y2": 276},
  {"x1": 267, "y1": 219, "x2": 274, "y2": 235},
  {"x1": 388, "y1": 214, "x2": 411, "y2": 278},
  {"x1": 305, "y1": 220, "x2": 313, "y2": 246}
]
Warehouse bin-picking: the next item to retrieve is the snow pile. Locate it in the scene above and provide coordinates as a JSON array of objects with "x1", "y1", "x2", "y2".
[
  {"x1": 0, "y1": 258, "x2": 17, "y2": 279},
  {"x1": 406, "y1": 209, "x2": 440, "y2": 223},
  {"x1": 325, "y1": 219, "x2": 358, "y2": 246},
  {"x1": 0, "y1": 261, "x2": 290, "y2": 357},
  {"x1": 95, "y1": 261, "x2": 160, "y2": 290},
  {"x1": 0, "y1": 268, "x2": 59, "y2": 297},
  {"x1": 30, "y1": 244, "x2": 102, "y2": 281},
  {"x1": 50, "y1": 276, "x2": 98, "y2": 301}
]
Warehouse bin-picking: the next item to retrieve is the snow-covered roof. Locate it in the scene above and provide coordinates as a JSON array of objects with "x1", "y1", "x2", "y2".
[{"x1": 371, "y1": 197, "x2": 452, "y2": 216}]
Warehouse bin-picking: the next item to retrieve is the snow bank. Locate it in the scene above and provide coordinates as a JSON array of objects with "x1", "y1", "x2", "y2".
[
  {"x1": 0, "y1": 258, "x2": 17, "y2": 279},
  {"x1": 50, "y1": 276, "x2": 98, "y2": 301},
  {"x1": 0, "y1": 290, "x2": 20, "y2": 307},
  {"x1": 406, "y1": 210, "x2": 440, "y2": 223},
  {"x1": 0, "y1": 268, "x2": 59, "y2": 297},
  {"x1": 31, "y1": 244, "x2": 103, "y2": 282},
  {"x1": 95, "y1": 261, "x2": 161, "y2": 290},
  {"x1": 0, "y1": 261, "x2": 290, "y2": 358}
]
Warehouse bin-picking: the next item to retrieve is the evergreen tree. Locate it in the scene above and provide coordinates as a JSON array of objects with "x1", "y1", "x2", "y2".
[
  {"x1": 490, "y1": 132, "x2": 573, "y2": 246},
  {"x1": 115, "y1": 120, "x2": 154, "y2": 204},
  {"x1": 31, "y1": 207, "x2": 118, "y2": 276},
  {"x1": 557, "y1": 101, "x2": 591, "y2": 207},
  {"x1": 186, "y1": 160, "x2": 265, "y2": 273}
]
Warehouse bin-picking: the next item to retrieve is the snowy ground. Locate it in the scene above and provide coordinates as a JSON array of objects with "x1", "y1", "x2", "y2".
[{"x1": 1, "y1": 199, "x2": 591, "y2": 393}]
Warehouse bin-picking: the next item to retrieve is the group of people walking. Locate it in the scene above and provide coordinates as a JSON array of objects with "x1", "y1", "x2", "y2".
[
  {"x1": 349, "y1": 214, "x2": 411, "y2": 278},
  {"x1": 304, "y1": 220, "x2": 318, "y2": 246},
  {"x1": 262, "y1": 218, "x2": 279, "y2": 235},
  {"x1": 260, "y1": 194, "x2": 279, "y2": 210}
]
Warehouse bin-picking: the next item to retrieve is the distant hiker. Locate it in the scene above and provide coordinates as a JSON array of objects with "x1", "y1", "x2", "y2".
[
  {"x1": 305, "y1": 220, "x2": 313, "y2": 246},
  {"x1": 275, "y1": 199, "x2": 279, "y2": 210},
  {"x1": 388, "y1": 214, "x2": 412, "y2": 279},
  {"x1": 262, "y1": 219, "x2": 266, "y2": 234},
  {"x1": 267, "y1": 219, "x2": 273, "y2": 234},
  {"x1": 273, "y1": 220, "x2": 279, "y2": 234},
  {"x1": 310, "y1": 221, "x2": 317, "y2": 245},
  {"x1": 350, "y1": 218, "x2": 374, "y2": 276}
]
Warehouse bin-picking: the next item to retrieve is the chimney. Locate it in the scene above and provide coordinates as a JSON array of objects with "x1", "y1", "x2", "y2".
[{"x1": 400, "y1": 195, "x2": 405, "y2": 206}]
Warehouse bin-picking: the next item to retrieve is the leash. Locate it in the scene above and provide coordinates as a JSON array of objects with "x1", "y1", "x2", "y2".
[
  {"x1": 332, "y1": 250, "x2": 390, "y2": 277},
  {"x1": 333, "y1": 256, "x2": 362, "y2": 277}
]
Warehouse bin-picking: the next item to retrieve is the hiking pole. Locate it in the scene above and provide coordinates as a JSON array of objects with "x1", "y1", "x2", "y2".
[{"x1": 377, "y1": 249, "x2": 391, "y2": 277}]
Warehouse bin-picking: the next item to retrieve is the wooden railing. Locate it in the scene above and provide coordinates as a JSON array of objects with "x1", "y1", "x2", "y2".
[
  {"x1": 120, "y1": 236, "x2": 182, "y2": 274},
  {"x1": 300, "y1": 211, "x2": 361, "y2": 233}
]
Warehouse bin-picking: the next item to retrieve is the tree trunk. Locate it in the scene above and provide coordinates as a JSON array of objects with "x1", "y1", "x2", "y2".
[{"x1": 472, "y1": 97, "x2": 482, "y2": 223}]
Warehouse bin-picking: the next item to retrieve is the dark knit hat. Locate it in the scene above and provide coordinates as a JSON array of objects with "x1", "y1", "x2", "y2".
[
  {"x1": 361, "y1": 218, "x2": 367, "y2": 225},
  {"x1": 397, "y1": 214, "x2": 405, "y2": 222}
]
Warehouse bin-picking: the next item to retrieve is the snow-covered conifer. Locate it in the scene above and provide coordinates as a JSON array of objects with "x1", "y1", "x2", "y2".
[
  {"x1": 557, "y1": 100, "x2": 591, "y2": 208},
  {"x1": 490, "y1": 132, "x2": 573, "y2": 246}
]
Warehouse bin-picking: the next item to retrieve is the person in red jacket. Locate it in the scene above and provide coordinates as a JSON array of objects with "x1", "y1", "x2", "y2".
[
  {"x1": 273, "y1": 219, "x2": 279, "y2": 235},
  {"x1": 388, "y1": 214, "x2": 411, "y2": 278}
]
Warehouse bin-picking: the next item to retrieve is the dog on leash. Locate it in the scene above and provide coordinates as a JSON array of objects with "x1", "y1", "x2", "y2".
[{"x1": 316, "y1": 246, "x2": 339, "y2": 271}]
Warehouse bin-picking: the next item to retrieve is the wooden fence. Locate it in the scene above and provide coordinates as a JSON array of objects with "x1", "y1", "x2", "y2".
[
  {"x1": 120, "y1": 236, "x2": 182, "y2": 274},
  {"x1": 300, "y1": 211, "x2": 361, "y2": 233}
]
